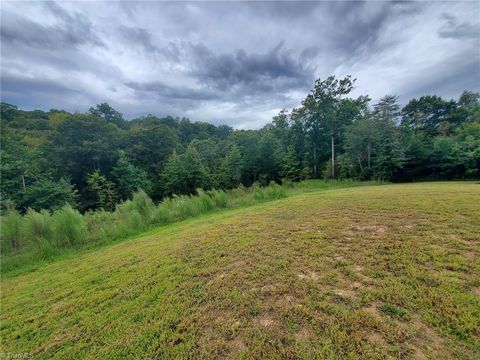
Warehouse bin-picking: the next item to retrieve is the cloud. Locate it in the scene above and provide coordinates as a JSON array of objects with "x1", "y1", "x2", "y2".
[
  {"x1": 125, "y1": 80, "x2": 217, "y2": 101},
  {"x1": 438, "y1": 13, "x2": 480, "y2": 40},
  {"x1": 0, "y1": 1, "x2": 479, "y2": 128},
  {"x1": 1, "y1": 2, "x2": 104, "y2": 49},
  {"x1": 189, "y1": 42, "x2": 315, "y2": 93}
]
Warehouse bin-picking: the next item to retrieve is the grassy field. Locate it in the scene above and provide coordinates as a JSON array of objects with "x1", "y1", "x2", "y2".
[{"x1": 1, "y1": 182, "x2": 479, "y2": 359}]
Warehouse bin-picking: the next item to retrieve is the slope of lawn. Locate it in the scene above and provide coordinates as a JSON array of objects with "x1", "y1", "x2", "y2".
[{"x1": 1, "y1": 182, "x2": 479, "y2": 359}]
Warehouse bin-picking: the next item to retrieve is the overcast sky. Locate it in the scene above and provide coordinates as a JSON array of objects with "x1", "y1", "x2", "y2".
[{"x1": 1, "y1": 1, "x2": 479, "y2": 128}]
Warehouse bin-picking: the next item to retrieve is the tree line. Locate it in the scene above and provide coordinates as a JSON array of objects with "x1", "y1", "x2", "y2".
[{"x1": 1, "y1": 75, "x2": 479, "y2": 213}]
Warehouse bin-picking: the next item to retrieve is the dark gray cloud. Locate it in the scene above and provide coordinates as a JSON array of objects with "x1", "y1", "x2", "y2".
[
  {"x1": 188, "y1": 42, "x2": 315, "y2": 92},
  {"x1": 1, "y1": 1, "x2": 479, "y2": 128},
  {"x1": 1, "y1": 2, "x2": 103, "y2": 49},
  {"x1": 438, "y1": 13, "x2": 480, "y2": 40},
  {"x1": 125, "y1": 80, "x2": 217, "y2": 101}
]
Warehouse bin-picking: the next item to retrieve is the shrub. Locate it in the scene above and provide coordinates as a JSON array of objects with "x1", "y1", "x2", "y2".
[{"x1": 84, "y1": 209, "x2": 115, "y2": 242}]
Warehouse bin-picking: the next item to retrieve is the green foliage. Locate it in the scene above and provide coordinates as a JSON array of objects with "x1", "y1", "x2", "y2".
[
  {"x1": 401, "y1": 95, "x2": 458, "y2": 137},
  {"x1": 220, "y1": 144, "x2": 243, "y2": 188},
  {"x1": 162, "y1": 147, "x2": 210, "y2": 195},
  {"x1": 18, "y1": 179, "x2": 76, "y2": 212},
  {"x1": 24, "y1": 209, "x2": 53, "y2": 242},
  {"x1": 88, "y1": 103, "x2": 126, "y2": 128},
  {"x1": 281, "y1": 146, "x2": 303, "y2": 181},
  {"x1": 111, "y1": 151, "x2": 151, "y2": 201},
  {"x1": 87, "y1": 170, "x2": 118, "y2": 211}
]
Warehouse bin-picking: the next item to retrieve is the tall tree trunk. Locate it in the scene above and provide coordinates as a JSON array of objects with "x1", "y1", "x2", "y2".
[
  {"x1": 313, "y1": 144, "x2": 317, "y2": 177},
  {"x1": 331, "y1": 135, "x2": 335, "y2": 179},
  {"x1": 21, "y1": 174, "x2": 26, "y2": 192}
]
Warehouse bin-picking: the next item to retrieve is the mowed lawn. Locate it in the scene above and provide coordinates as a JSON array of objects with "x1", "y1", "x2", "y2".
[{"x1": 1, "y1": 183, "x2": 479, "y2": 359}]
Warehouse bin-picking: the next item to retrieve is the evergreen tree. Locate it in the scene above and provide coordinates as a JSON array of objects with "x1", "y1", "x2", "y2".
[
  {"x1": 162, "y1": 147, "x2": 210, "y2": 195},
  {"x1": 86, "y1": 170, "x2": 118, "y2": 211},
  {"x1": 111, "y1": 151, "x2": 151, "y2": 201},
  {"x1": 221, "y1": 144, "x2": 243, "y2": 188},
  {"x1": 281, "y1": 146, "x2": 302, "y2": 181}
]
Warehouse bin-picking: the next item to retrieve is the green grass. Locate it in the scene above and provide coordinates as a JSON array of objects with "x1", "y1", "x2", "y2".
[
  {"x1": 0, "y1": 180, "x2": 370, "y2": 276},
  {"x1": 1, "y1": 182, "x2": 479, "y2": 359}
]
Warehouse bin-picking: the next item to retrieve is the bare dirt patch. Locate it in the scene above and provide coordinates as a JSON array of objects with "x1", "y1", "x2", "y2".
[
  {"x1": 295, "y1": 328, "x2": 310, "y2": 341},
  {"x1": 366, "y1": 332, "x2": 388, "y2": 346},
  {"x1": 354, "y1": 224, "x2": 388, "y2": 235},
  {"x1": 472, "y1": 287, "x2": 480, "y2": 298},
  {"x1": 351, "y1": 281, "x2": 363, "y2": 290},
  {"x1": 230, "y1": 334, "x2": 246, "y2": 351},
  {"x1": 256, "y1": 316, "x2": 275, "y2": 327},
  {"x1": 409, "y1": 318, "x2": 447, "y2": 360},
  {"x1": 334, "y1": 288, "x2": 357, "y2": 298},
  {"x1": 298, "y1": 271, "x2": 319, "y2": 281},
  {"x1": 363, "y1": 301, "x2": 382, "y2": 318}
]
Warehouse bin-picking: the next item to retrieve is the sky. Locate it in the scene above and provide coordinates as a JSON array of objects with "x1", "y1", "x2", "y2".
[{"x1": 1, "y1": 1, "x2": 479, "y2": 129}]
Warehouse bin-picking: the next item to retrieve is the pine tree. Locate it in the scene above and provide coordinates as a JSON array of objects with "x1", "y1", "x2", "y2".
[
  {"x1": 111, "y1": 151, "x2": 151, "y2": 201},
  {"x1": 281, "y1": 146, "x2": 302, "y2": 181}
]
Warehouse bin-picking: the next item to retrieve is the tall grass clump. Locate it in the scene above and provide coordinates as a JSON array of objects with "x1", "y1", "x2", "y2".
[
  {"x1": 51, "y1": 205, "x2": 86, "y2": 247},
  {"x1": 84, "y1": 209, "x2": 116, "y2": 243},
  {"x1": 172, "y1": 194, "x2": 200, "y2": 219},
  {"x1": 23, "y1": 209, "x2": 55, "y2": 257},
  {"x1": 252, "y1": 183, "x2": 265, "y2": 201},
  {"x1": 209, "y1": 189, "x2": 228, "y2": 208},
  {"x1": 264, "y1": 181, "x2": 287, "y2": 199},
  {"x1": 24, "y1": 209, "x2": 53, "y2": 240},
  {"x1": 112, "y1": 191, "x2": 156, "y2": 237},
  {"x1": 196, "y1": 189, "x2": 216, "y2": 212},
  {"x1": 1, "y1": 209, "x2": 24, "y2": 252}
]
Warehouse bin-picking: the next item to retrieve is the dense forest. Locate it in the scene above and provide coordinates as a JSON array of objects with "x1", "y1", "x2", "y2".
[{"x1": 1, "y1": 75, "x2": 479, "y2": 214}]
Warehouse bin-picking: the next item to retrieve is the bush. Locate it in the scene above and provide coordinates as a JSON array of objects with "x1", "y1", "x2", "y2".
[{"x1": 52, "y1": 205, "x2": 86, "y2": 247}]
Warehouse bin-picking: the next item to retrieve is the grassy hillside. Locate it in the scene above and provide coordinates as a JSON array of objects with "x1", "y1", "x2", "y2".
[{"x1": 1, "y1": 182, "x2": 479, "y2": 359}]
